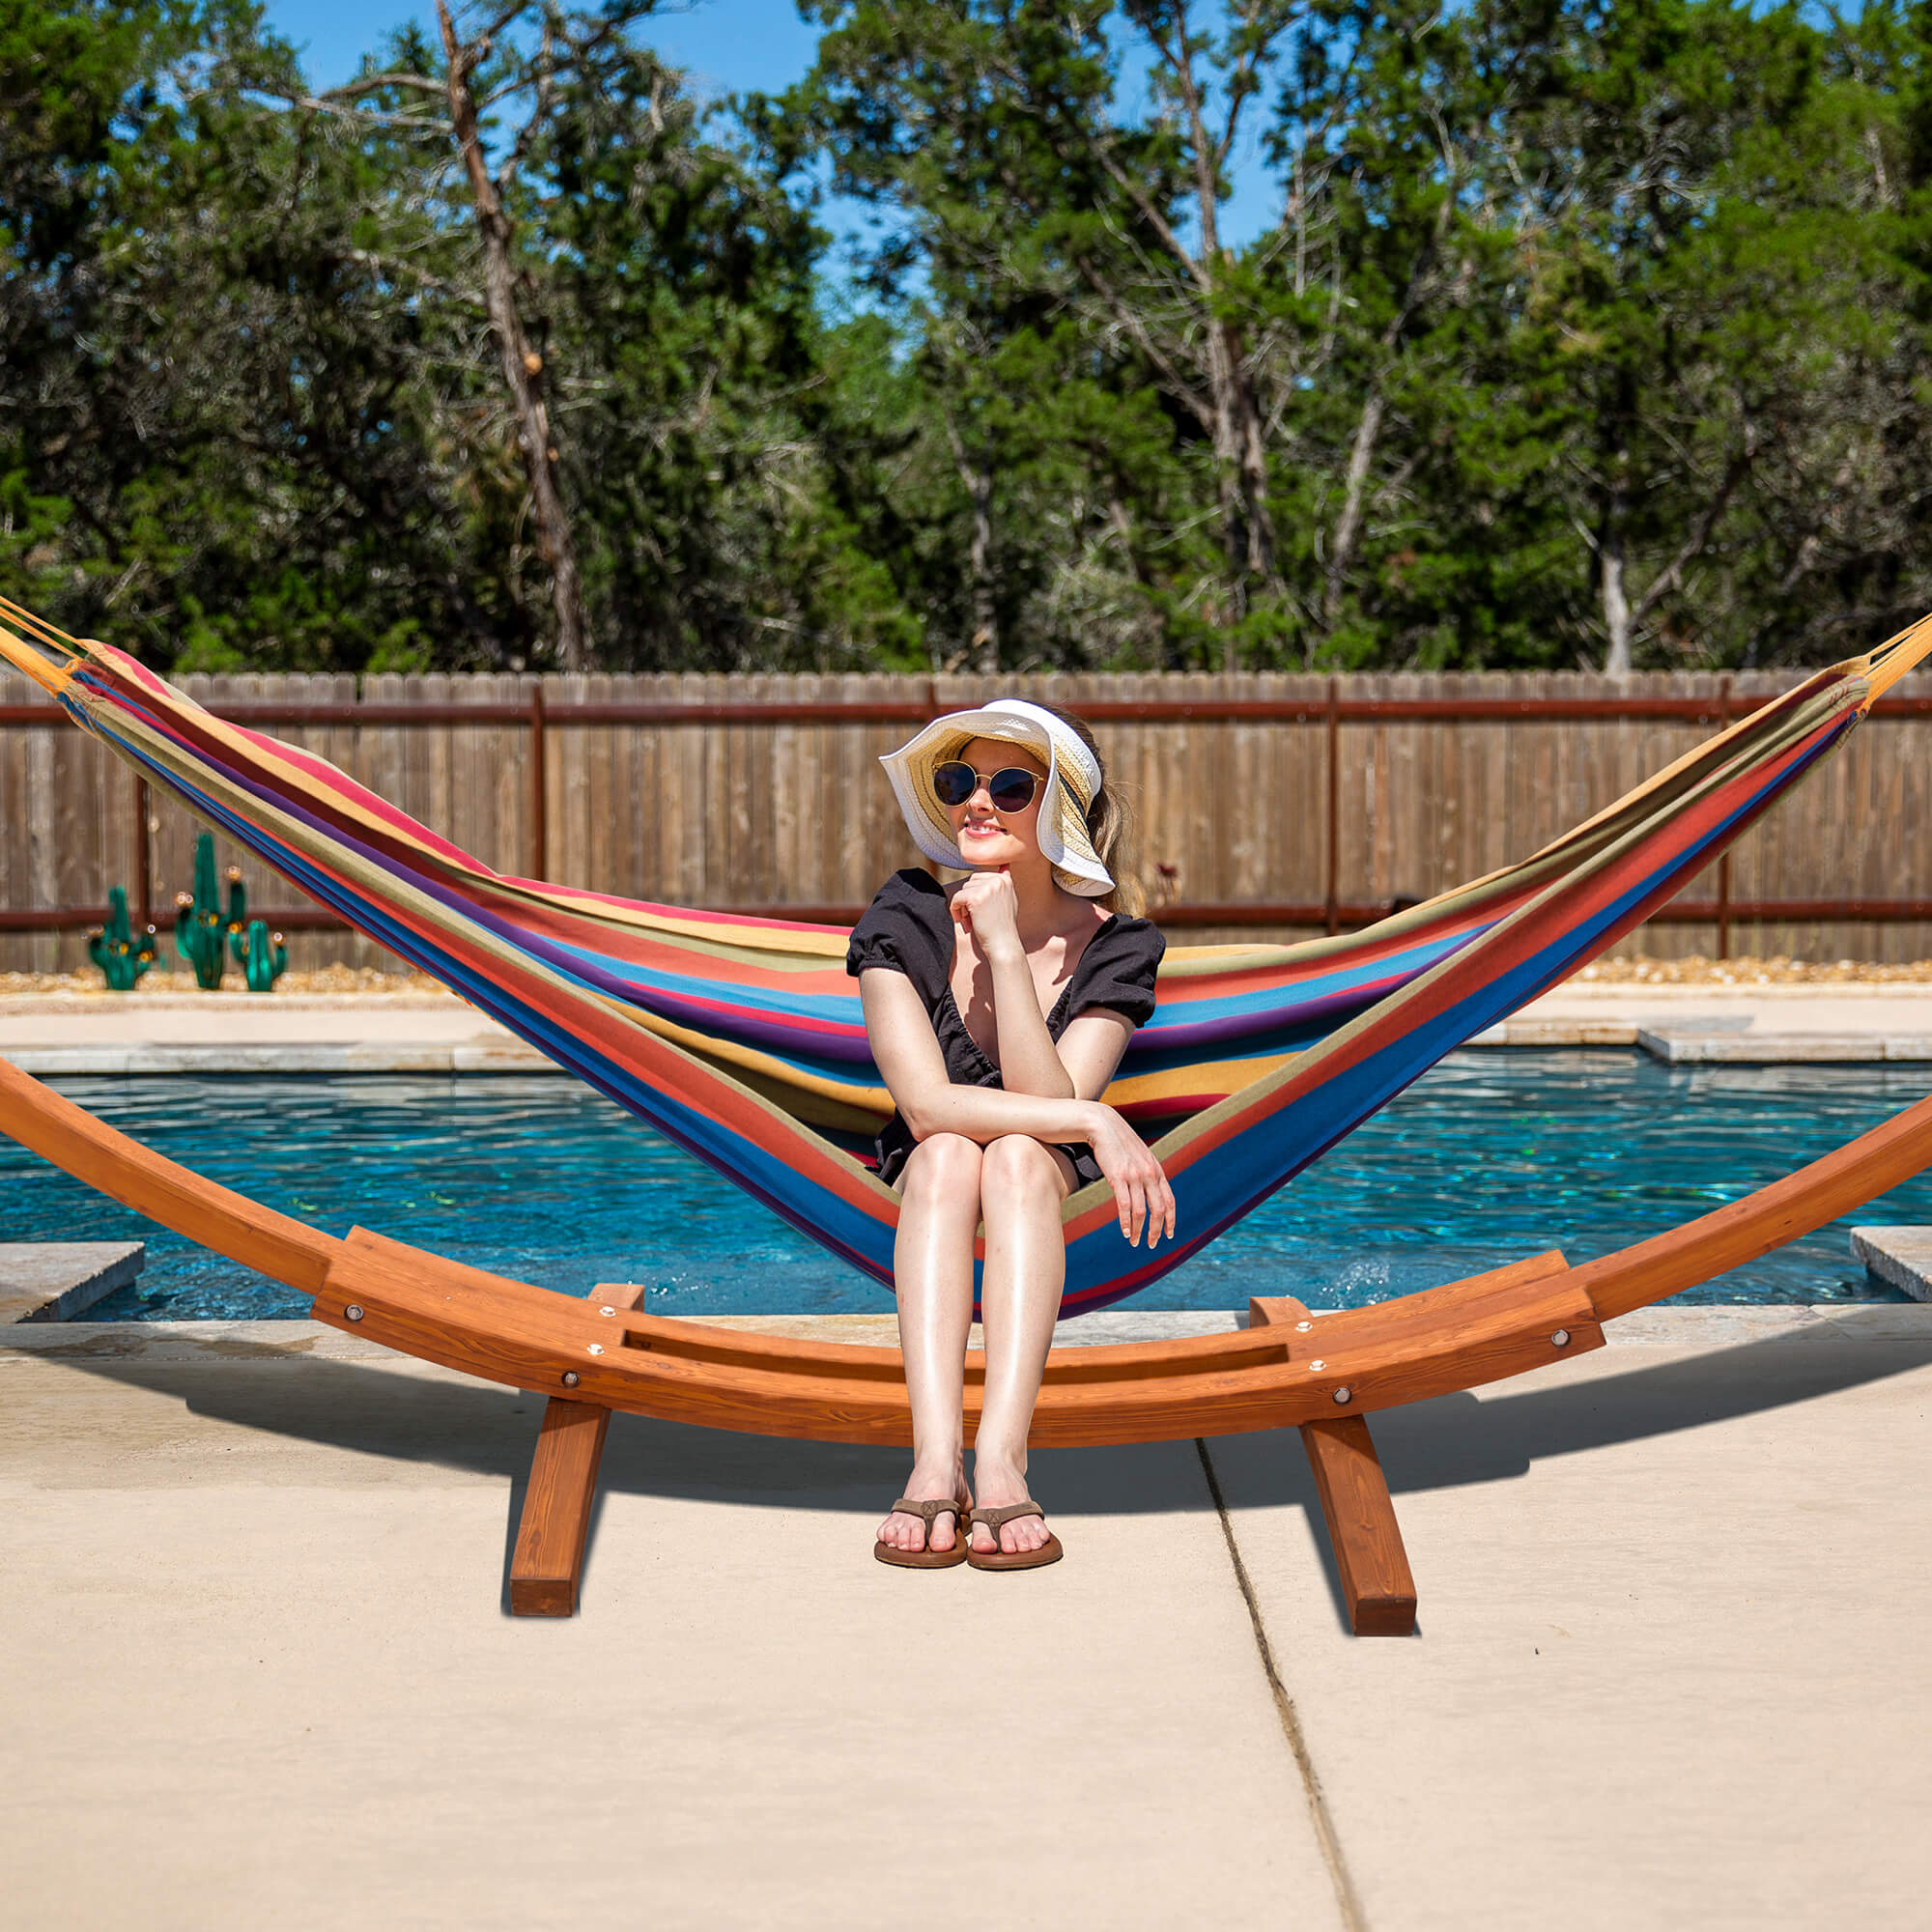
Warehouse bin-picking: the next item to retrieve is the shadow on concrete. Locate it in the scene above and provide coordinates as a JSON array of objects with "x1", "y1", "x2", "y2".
[{"x1": 17, "y1": 1306, "x2": 1932, "y2": 1627}]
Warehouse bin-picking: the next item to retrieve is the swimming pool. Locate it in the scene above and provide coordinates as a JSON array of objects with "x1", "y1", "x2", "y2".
[{"x1": 7, "y1": 1051, "x2": 1927, "y2": 1319}]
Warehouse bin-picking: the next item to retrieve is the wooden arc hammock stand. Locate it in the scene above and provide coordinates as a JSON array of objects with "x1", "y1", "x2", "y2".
[{"x1": 7, "y1": 1052, "x2": 1929, "y2": 1632}]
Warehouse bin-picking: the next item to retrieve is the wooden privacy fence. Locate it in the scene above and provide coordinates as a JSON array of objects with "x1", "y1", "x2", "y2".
[{"x1": 4, "y1": 669, "x2": 1931, "y2": 974}]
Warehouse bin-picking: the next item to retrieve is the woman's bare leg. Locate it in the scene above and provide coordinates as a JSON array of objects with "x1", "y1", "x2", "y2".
[
  {"x1": 971, "y1": 1135, "x2": 1073, "y2": 1556},
  {"x1": 877, "y1": 1132, "x2": 982, "y2": 1555}
]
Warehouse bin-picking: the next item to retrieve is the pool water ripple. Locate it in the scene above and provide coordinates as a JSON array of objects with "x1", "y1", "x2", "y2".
[{"x1": 6, "y1": 1051, "x2": 1927, "y2": 1320}]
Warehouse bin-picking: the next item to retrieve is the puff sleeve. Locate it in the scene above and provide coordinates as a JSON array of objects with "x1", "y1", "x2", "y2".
[
  {"x1": 845, "y1": 868, "x2": 952, "y2": 995},
  {"x1": 1065, "y1": 916, "x2": 1164, "y2": 1030}
]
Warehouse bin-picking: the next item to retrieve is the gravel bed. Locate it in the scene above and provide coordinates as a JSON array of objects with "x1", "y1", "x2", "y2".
[
  {"x1": 0, "y1": 966, "x2": 453, "y2": 999},
  {"x1": 7, "y1": 952, "x2": 1931, "y2": 1000}
]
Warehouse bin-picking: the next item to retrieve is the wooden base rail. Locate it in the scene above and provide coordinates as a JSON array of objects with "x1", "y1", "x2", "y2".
[
  {"x1": 503, "y1": 1292, "x2": 1426, "y2": 1633},
  {"x1": 337, "y1": 1232, "x2": 1579, "y2": 1623}
]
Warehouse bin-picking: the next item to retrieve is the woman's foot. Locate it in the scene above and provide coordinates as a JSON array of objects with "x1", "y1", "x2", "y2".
[
  {"x1": 968, "y1": 1456, "x2": 1052, "y2": 1557},
  {"x1": 876, "y1": 1463, "x2": 972, "y2": 1557}
]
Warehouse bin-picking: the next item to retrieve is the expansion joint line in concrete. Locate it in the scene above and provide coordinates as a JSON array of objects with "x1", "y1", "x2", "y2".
[{"x1": 1195, "y1": 1436, "x2": 1368, "y2": 1932}]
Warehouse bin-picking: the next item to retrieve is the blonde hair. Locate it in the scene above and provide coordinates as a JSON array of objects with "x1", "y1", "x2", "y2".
[{"x1": 1027, "y1": 700, "x2": 1146, "y2": 918}]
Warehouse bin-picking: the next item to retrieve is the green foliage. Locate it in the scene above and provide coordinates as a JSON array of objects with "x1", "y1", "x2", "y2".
[{"x1": 3, "y1": 0, "x2": 1929, "y2": 672}]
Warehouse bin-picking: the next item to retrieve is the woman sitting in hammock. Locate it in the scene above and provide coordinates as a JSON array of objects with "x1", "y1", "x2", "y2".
[{"x1": 849, "y1": 700, "x2": 1174, "y2": 1571}]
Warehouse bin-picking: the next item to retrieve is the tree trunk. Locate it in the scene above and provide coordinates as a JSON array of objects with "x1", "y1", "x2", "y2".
[
  {"x1": 1326, "y1": 389, "x2": 1386, "y2": 630},
  {"x1": 1167, "y1": 19, "x2": 1276, "y2": 668},
  {"x1": 946, "y1": 418, "x2": 998, "y2": 673},
  {"x1": 967, "y1": 466, "x2": 998, "y2": 674},
  {"x1": 438, "y1": 1, "x2": 590, "y2": 672},
  {"x1": 1199, "y1": 319, "x2": 1281, "y2": 671},
  {"x1": 1600, "y1": 497, "x2": 1634, "y2": 675}
]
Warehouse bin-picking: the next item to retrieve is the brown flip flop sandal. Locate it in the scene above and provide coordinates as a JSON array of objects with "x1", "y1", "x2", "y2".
[
  {"x1": 965, "y1": 1500, "x2": 1063, "y2": 1571},
  {"x1": 874, "y1": 1496, "x2": 971, "y2": 1569}
]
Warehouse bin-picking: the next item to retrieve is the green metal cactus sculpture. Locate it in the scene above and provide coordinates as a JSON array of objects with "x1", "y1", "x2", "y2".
[
  {"x1": 88, "y1": 886, "x2": 158, "y2": 990},
  {"x1": 230, "y1": 918, "x2": 288, "y2": 993},
  {"x1": 174, "y1": 833, "x2": 248, "y2": 990}
]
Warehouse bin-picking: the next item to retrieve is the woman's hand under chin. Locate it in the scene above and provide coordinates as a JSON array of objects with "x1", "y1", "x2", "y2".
[{"x1": 950, "y1": 867, "x2": 1023, "y2": 959}]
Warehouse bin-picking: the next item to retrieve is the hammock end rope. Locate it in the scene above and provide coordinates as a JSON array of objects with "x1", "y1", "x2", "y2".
[
  {"x1": 0, "y1": 618, "x2": 80, "y2": 699},
  {"x1": 1858, "y1": 610, "x2": 1932, "y2": 707}
]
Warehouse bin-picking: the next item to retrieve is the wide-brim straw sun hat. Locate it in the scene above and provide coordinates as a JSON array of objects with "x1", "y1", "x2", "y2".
[{"x1": 880, "y1": 698, "x2": 1114, "y2": 897}]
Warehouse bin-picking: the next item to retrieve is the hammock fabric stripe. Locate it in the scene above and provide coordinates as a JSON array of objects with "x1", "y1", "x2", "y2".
[{"x1": 2, "y1": 603, "x2": 1926, "y2": 1314}]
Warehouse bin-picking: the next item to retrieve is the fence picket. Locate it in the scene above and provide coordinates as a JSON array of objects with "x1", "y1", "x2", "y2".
[{"x1": 3, "y1": 672, "x2": 1928, "y2": 972}]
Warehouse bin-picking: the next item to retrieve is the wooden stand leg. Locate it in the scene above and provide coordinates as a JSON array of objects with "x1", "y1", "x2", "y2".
[
  {"x1": 1298, "y1": 1414, "x2": 1417, "y2": 1636},
  {"x1": 510, "y1": 1398, "x2": 611, "y2": 1617},
  {"x1": 1247, "y1": 1294, "x2": 1417, "y2": 1637}
]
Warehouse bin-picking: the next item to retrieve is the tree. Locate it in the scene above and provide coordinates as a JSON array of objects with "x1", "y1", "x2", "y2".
[
  {"x1": 0, "y1": 0, "x2": 510, "y2": 671},
  {"x1": 313, "y1": 1, "x2": 676, "y2": 671},
  {"x1": 802, "y1": 0, "x2": 1314, "y2": 663}
]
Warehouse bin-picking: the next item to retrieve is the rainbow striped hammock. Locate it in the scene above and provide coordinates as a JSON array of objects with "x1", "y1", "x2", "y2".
[{"x1": 4, "y1": 603, "x2": 1928, "y2": 1316}]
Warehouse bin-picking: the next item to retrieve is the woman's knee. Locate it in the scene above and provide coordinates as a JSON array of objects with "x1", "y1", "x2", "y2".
[
  {"x1": 981, "y1": 1134, "x2": 1067, "y2": 1203},
  {"x1": 900, "y1": 1131, "x2": 982, "y2": 1207}
]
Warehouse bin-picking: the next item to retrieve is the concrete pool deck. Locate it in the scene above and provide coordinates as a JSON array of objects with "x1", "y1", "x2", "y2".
[
  {"x1": 7, "y1": 982, "x2": 1932, "y2": 1920},
  {"x1": 4, "y1": 977, "x2": 1932, "y2": 1070},
  {"x1": 6, "y1": 1304, "x2": 1932, "y2": 1927}
]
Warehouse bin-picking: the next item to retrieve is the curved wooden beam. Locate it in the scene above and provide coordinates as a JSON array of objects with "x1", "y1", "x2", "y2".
[
  {"x1": 1575, "y1": 1094, "x2": 1932, "y2": 1319},
  {"x1": 4, "y1": 1058, "x2": 1929, "y2": 1449},
  {"x1": 0, "y1": 1059, "x2": 339, "y2": 1293}
]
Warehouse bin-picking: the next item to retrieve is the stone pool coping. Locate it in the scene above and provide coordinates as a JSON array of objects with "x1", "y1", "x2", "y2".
[
  {"x1": 0, "y1": 1241, "x2": 146, "y2": 1324},
  {"x1": 6, "y1": 980, "x2": 1932, "y2": 1070},
  {"x1": 1851, "y1": 1226, "x2": 1932, "y2": 1300}
]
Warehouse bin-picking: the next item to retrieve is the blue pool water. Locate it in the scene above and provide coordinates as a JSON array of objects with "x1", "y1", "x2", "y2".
[{"x1": 5, "y1": 1052, "x2": 1927, "y2": 1320}]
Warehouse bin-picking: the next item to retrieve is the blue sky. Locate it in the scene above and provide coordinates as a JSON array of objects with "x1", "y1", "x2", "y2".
[
  {"x1": 262, "y1": 0, "x2": 1285, "y2": 264},
  {"x1": 264, "y1": 0, "x2": 896, "y2": 285},
  {"x1": 266, "y1": 0, "x2": 824, "y2": 99}
]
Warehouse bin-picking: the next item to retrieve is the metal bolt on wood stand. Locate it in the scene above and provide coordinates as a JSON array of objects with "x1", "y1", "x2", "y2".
[{"x1": 508, "y1": 1285, "x2": 642, "y2": 1616}]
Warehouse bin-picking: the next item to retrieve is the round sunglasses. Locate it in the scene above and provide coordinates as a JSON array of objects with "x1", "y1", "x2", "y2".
[{"x1": 931, "y1": 760, "x2": 1041, "y2": 812}]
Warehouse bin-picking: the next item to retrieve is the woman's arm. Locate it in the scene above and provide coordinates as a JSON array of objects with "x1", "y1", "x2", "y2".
[
  {"x1": 861, "y1": 969, "x2": 1101, "y2": 1145},
  {"x1": 950, "y1": 869, "x2": 1102, "y2": 1102},
  {"x1": 979, "y1": 938, "x2": 1075, "y2": 1098},
  {"x1": 861, "y1": 970, "x2": 1175, "y2": 1246}
]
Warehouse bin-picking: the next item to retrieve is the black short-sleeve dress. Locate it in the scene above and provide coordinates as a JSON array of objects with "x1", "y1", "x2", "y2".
[{"x1": 845, "y1": 867, "x2": 1165, "y2": 1188}]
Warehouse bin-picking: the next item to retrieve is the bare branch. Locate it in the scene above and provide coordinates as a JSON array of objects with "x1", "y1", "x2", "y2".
[
  {"x1": 279, "y1": 96, "x2": 442, "y2": 134},
  {"x1": 499, "y1": 11, "x2": 559, "y2": 191},
  {"x1": 1632, "y1": 447, "x2": 1752, "y2": 625},
  {"x1": 1072, "y1": 254, "x2": 1217, "y2": 431},
  {"x1": 317, "y1": 71, "x2": 449, "y2": 101}
]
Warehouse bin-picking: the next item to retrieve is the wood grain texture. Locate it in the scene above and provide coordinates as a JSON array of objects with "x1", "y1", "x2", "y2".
[
  {"x1": 1578, "y1": 1090, "x2": 1932, "y2": 1319},
  {"x1": 509, "y1": 1397, "x2": 611, "y2": 1617},
  {"x1": 0, "y1": 1058, "x2": 338, "y2": 1292},
  {"x1": 7, "y1": 668, "x2": 1930, "y2": 968},
  {"x1": 307, "y1": 1227, "x2": 1602, "y2": 1446},
  {"x1": 1299, "y1": 1414, "x2": 1418, "y2": 1637},
  {"x1": 5, "y1": 1049, "x2": 1929, "y2": 1445},
  {"x1": 1248, "y1": 1293, "x2": 1313, "y2": 1338}
]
